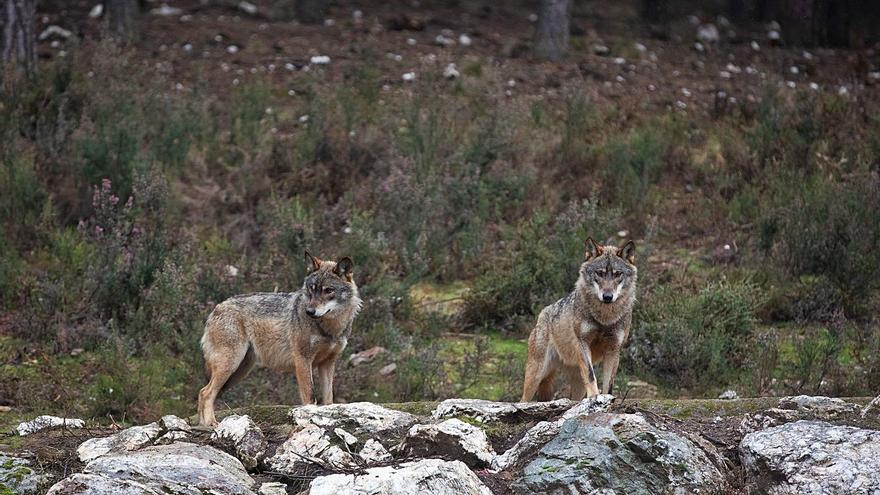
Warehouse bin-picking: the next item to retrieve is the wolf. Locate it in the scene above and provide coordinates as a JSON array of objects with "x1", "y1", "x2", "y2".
[
  {"x1": 521, "y1": 238, "x2": 637, "y2": 402},
  {"x1": 197, "y1": 251, "x2": 362, "y2": 426}
]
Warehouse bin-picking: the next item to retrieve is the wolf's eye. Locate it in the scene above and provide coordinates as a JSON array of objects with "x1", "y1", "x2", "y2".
[
  {"x1": 613, "y1": 271, "x2": 622, "y2": 278},
  {"x1": 596, "y1": 270, "x2": 606, "y2": 277},
  {"x1": 323, "y1": 287, "x2": 334, "y2": 295}
]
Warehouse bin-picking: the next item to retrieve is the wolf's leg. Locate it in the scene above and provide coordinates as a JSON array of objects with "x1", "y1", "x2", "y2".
[
  {"x1": 602, "y1": 348, "x2": 620, "y2": 395},
  {"x1": 316, "y1": 356, "x2": 338, "y2": 405},
  {"x1": 536, "y1": 368, "x2": 557, "y2": 401},
  {"x1": 564, "y1": 366, "x2": 586, "y2": 400},
  {"x1": 199, "y1": 343, "x2": 249, "y2": 427},
  {"x1": 521, "y1": 353, "x2": 542, "y2": 402},
  {"x1": 293, "y1": 351, "x2": 315, "y2": 405},
  {"x1": 577, "y1": 340, "x2": 601, "y2": 397}
]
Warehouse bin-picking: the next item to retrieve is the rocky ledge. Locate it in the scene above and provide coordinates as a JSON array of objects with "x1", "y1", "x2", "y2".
[{"x1": 3, "y1": 395, "x2": 879, "y2": 494}]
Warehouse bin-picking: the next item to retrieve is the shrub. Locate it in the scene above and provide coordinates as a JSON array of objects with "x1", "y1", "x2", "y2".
[{"x1": 626, "y1": 279, "x2": 759, "y2": 391}]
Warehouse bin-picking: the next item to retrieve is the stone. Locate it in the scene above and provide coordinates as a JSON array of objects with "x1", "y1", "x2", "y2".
[
  {"x1": 49, "y1": 443, "x2": 255, "y2": 495},
  {"x1": 359, "y1": 439, "x2": 392, "y2": 464},
  {"x1": 16, "y1": 415, "x2": 85, "y2": 436},
  {"x1": 400, "y1": 418, "x2": 495, "y2": 467},
  {"x1": 308, "y1": 459, "x2": 492, "y2": 495},
  {"x1": 718, "y1": 390, "x2": 738, "y2": 400},
  {"x1": 492, "y1": 395, "x2": 614, "y2": 472},
  {"x1": 1, "y1": 453, "x2": 49, "y2": 494},
  {"x1": 213, "y1": 415, "x2": 267, "y2": 469},
  {"x1": 514, "y1": 413, "x2": 727, "y2": 494},
  {"x1": 289, "y1": 402, "x2": 417, "y2": 436},
  {"x1": 348, "y1": 346, "x2": 386, "y2": 366},
  {"x1": 259, "y1": 481, "x2": 288, "y2": 495},
  {"x1": 740, "y1": 420, "x2": 880, "y2": 494},
  {"x1": 432, "y1": 397, "x2": 578, "y2": 423},
  {"x1": 77, "y1": 423, "x2": 162, "y2": 463},
  {"x1": 777, "y1": 395, "x2": 859, "y2": 418},
  {"x1": 266, "y1": 424, "x2": 356, "y2": 475}
]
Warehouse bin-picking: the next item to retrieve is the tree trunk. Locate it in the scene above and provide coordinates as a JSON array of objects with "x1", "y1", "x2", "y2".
[
  {"x1": 533, "y1": 0, "x2": 570, "y2": 60},
  {"x1": 3, "y1": 0, "x2": 37, "y2": 79},
  {"x1": 106, "y1": 0, "x2": 140, "y2": 42},
  {"x1": 295, "y1": 0, "x2": 327, "y2": 24}
]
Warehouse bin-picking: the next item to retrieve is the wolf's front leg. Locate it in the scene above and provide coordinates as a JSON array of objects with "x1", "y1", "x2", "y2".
[
  {"x1": 316, "y1": 358, "x2": 337, "y2": 405},
  {"x1": 602, "y1": 348, "x2": 620, "y2": 395},
  {"x1": 293, "y1": 352, "x2": 315, "y2": 405},
  {"x1": 578, "y1": 340, "x2": 601, "y2": 397}
]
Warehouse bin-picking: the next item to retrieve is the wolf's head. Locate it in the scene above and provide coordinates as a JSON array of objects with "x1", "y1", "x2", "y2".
[
  {"x1": 302, "y1": 251, "x2": 360, "y2": 319},
  {"x1": 579, "y1": 238, "x2": 637, "y2": 305}
]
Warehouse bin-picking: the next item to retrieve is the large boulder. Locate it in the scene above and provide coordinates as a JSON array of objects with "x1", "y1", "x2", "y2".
[
  {"x1": 399, "y1": 418, "x2": 495, "y2": 467},
  {"x1": 1, "y1": 453, "x2": 49, "y2": 494},
  {"x1": 740, "y1": 420, "x2": 880, "y2": 494},
  {"x1": 776, "y1": 395, "x2": 860, "y2": 418},
  {"x1": 514, "y1": 413, "x2": 727, "y2": 494},
  {"x1": 492, "y1": 395, "x2": 614, "y2": 472},
  {"x1": 265, "y1": 424, "x2": 357, "y2": 475},
  {"x1": 49, "y1": 443, "x2": 256, "y2": 495},
  {"x1": 307, "y1": 458, "x2": 492, "y2": 495},
  {"x1": 16, "y1": 416, "x2": 84, "y2": 436},
  {"x1": 77, "y1": 423, "x2": 163, "y2": 463},
  {"x1": 212, "y1": 415, "x2": 267, "y2": 469},
  {"x1": 289, "y1": 402, "x2": 417, "y2": 436}
]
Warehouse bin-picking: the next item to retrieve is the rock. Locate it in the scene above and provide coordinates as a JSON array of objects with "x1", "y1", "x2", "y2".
[
  {"x1": 777, "y1": 395, "x2": 859, "y2": 418},
  {"x1": 697, "y1": 23, "x2": 720, "y2": 43},
  {"x1": 238, "y1": 1, "x2": 257, "y2": 15},
  {"x1": 443, "y1": 63, "x2": 460, "y2": 79},
  {"x1": 400, "y1": 418, "x2": 495, "y2": 468},
  {"x1": 290, "y1": 402, "x2": 417, "y2": 436},
  {"x1": 16, "y1": 415, "x2": 85, "y2": 436},
  {"x1": 359, "y1": 439, "x2": 392, "y2": 464},
  {"x1": 402, "y1": 72, "x2": 416, "y2": 82},
  {"x1": 334, "y1": 427, "x2": 358, "y2": 446},
  {"x1": 266, "y1": 424, "x2": 356, "y2": 475},
  {"x1": 213, "y1": 415, "x2": 267, "y2": 469},
  {"x1": 77, "y1": 422, "x2": 162, "y2": 463},
  {"x1": 719, "y1": 390, "x2": 738, "y2": 400},
  {"x1": 740, "y1": 420, "x2": 880, "y2": 495},
  {"x1": 492, "y1": 395, "x2": 614, "y2": 472},
  {"x1": 379, "y1": 362, "x2": 397, "y2": 375},
  {"x1": 515, "y1": 413, "x2": 727, "y2": 494},
  {"x1": 348, "y1": 346, "x2": 386, "y2": 366},
  {"x1": 0, "y1": 453, "x2": 49, "y2": 494},
  {"x1": 310, "y1": 55, "x2": 331, "y2": 65},
  {"x1": 259, "y1": 481, "x2": 288, "y2": 495},
  {"x1": 739, "y1": 408, "x2": 800, "y2": 435},
  {"x1": 592, "y1": 44, "x2": 610, "y2": 56},
  {"x1": 432, "y1": 398, "x2": 575, "y2": 423},
  {"x1": 88, "y1": 4, "x2": 103, "y2": 18},
  {"x1": 150, "y1": 4, "x2": 183, "y2": 16},
  {"x1": 308, "y1": 459, "x2": 492, "y2": 495},
  {"x1": 459, "y1": 34, "x2": 472, "y2": 46},
  {"x1": 49, "y1": 443, "x2": 255, "y2": 495},
  {"x1": 155, "y1": 415, "x2": 190, "y2": 444},
  {"x1": 625, "y1": 380, "x2": 658, "y2": 399}
]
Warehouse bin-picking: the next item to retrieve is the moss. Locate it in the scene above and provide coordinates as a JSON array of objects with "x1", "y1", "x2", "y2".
[{"x1": 383, "y1": 401, "x2": 437, "y2": 418}]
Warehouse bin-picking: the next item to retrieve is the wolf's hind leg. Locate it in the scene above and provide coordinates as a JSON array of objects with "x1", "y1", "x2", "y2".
[
  {"x1": 198, "y1": 341, "x2": 249, "y2": 427},
  {"x1": 536, "y1": 369, "x2": 557, "y2": 401}
]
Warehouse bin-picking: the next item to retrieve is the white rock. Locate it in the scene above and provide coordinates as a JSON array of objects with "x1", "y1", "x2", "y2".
[
  {"x1": 443, "y1": 63, "x2": 460, "y2": 79},
  {"x1": 89, "y1": 4, "x2": 103, "y2": 18},
  {"x1": 697, "y1": 24, "x2": 720, "y2": 43},
  {"x1": 402, "y1": 418, "x2": 495, "y2": 467},
  {"x1": 751, "y1": 40, "x2": 760, "y2": 51},
  {"x1": 225, "y1": 264, "x2": 240, "y2": 277},
  {"x1": 458, "y1": 34, "x2": 472, "y2": 46},
  {"x1": 402, "y1": 72, "x2": 416, "y2": 82},
  {"x1": 150, "y1": 4, "x2": 183, "y2": 16},
  {"x1": 359, "y1": 438, "x2": 392, "y2": 464},
  {"x1": 778, "y1": 395, "x2": 859, "y2": 417},
  {"x1": 741, "y1": 421, "x2": 880, "y2": 494},
  {"x1": 434, "y1": 35, "x2": 454, "y2": 47},
  {"x1": 528, "y1": 13, "x2": 538, "y2": 23},
  {"x1": 77, "y1": 422, "x2": 162, "y2": 463},
  {"x1": 259, "y1": 482, "x2": 288, "y2": 495},
  {"x1": 238, "y1": 1, "x2": 257, "y2": 15},
  {"x1": 809, "y1": 82, "x2": 820, "y2": 91},
  {"x1": 433, "y1": 398, "x2": 577, "y2": 422},
  {"x1": 38, "y1": 25, "x2": 72, "y2": 41},
  {"x1": 309, "y1": 459, "x2": 492, "y2": 495},
  {"x1": 227, "y1": 45, "x2": 240, "y2": 54},
  {"x1": 266, "y1": 424, "x2": 356, "y2": 474},
  {"x1": 17, "y1": 415, "x2": 84, "y2": 436},
  {"x1": 213, "y1": 414, "x2": 267, "y2": 469},
  {"x1": 334, "y1": 427, "x2": 358, "y2": 446},
  {"x1": 310, "y1": 55, "x2": 331, "y2": 65},
  {"x1": 290, "y1": 402, "x2": 417, "y2": 435},
  {"x1": 718, "y1": 390, "x2": 738, "y2": 400},
  {"x1": 768, "y1": 30, "x2": 781, "y2": 41}
]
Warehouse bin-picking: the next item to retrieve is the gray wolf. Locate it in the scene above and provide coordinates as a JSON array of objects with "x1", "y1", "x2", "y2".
[
  {"x1": 521, "y1": 238, "x2": 637, "y2": 401},
  {"x1": 197, "y1": 251, "x2": 362, "y2": 426}
]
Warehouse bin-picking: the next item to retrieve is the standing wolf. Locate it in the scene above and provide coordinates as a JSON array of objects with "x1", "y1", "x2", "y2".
[
  {"x1": 197, "y1": 252, "x2": 362, "y2": 426},
  {"x1": 521, "y1": 238, "x2": 637, "y2": 402}
]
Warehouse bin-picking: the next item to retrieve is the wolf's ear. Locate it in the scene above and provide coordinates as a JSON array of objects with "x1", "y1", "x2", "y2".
[
  {"x1": 334, "y1": 257, "x2": 354, "y2": 280},
  {"x1": 617, "y1": 241, "x2": 636, "y2": 264},
  {"x1": 585, "y1": 237, "x2": 603, "y2": 260},
  {"x1": 305, "y1": 250, "x2": 322, "y2": 272}
]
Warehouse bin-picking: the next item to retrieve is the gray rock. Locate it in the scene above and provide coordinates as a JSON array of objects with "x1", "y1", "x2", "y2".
[
  {"x1": 289, "y1": 402, "x2": 416, "y2": 436},
  {"x1": 718, "y1": 390, "x2": 738, "y2": 400},
  {"x1": 77, "y1": 423, "x2": 162, "y2": 463},
  {"x1": 49, "y1": 443, "x2": 256, "y2": 495},
  {"x1": 432, "y1": 397, "x2": 580, "y2": 423},
  {"x1": 400, "y1": 418, "x2": 495, "y2": 467},
  {"x1": 266, "y1": 424, "x2": 356, "y2": 475},
  {"x1": 258, "y1": 481, "x2": 288, "y2": 495},
  {"x1": 492, "y1": 395, "x2": 615, "y2": 472},
  {"x1": 514, "y1": 413, "x2": 727, "y2": 494},
  {"x1": 16, "y1": 415, "x2": 84, "y2": 436},
  {"x1": 1, "y1": 453, "x2": 49, "y2": 494},
  {"x1": 359, "y1": 439, "x2": 392, "y2": 464},
  {"x1": 740, "y1": 420, "x2": 880, "y2": 495},
  {"x1": 777, "y1": 395, "x2": 859, "y2": 418},
  {"x1": 212, "y1": 415, "x2": 267, "y2": 469},
  {"x1": 308, "y1": 458, "x2": 492, "y2": 495}
]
